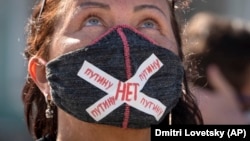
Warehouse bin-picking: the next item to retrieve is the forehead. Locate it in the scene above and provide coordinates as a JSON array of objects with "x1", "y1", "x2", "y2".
[
  {"x1": 64, "y1": 0, "x2": 171, "y2": 14},
  {"x1": 71, "y1": 0, "x2": 170, "y2": 6}
]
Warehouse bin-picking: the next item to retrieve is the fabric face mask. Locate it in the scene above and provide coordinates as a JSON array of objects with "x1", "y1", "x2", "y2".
[{"x1": 46, "y1": 25, "x2": 184, "y2": 128}]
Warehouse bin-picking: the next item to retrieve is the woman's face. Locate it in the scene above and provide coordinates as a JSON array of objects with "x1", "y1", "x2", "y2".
[{"x1": 49, "y1": 0, "x2": 177, "y2": 59}]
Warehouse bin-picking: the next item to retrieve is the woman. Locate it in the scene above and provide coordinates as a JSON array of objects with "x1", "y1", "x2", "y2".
[{"x1": 22, "y1": 0, "x2": 203, "y2": 141}]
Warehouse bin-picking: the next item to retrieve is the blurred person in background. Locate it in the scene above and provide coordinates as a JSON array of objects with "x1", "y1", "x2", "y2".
[{"x1": 183, "y1": 12, "x2": 250, "y2": 124}]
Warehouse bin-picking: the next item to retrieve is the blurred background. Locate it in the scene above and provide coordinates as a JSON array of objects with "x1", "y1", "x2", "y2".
[{"x1": 0, "y1": 0, "x2": 250, "y2": 140}]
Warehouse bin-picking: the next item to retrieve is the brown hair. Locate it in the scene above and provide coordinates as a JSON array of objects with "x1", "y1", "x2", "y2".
[
  {"x1": 22, "y1": 0, "x2": 203, "y2": 140},
  {"x1": 22, "y1": 0, "x2": 60, "y2": 140}
]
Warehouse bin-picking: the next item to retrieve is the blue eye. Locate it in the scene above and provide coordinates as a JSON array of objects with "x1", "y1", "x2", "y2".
[
  {"x1": 140, "y1": 20, "x2": 157, "y2": 29},
  {"x1": 85, "y1": 17, "x2": 102, "y2": 26}
]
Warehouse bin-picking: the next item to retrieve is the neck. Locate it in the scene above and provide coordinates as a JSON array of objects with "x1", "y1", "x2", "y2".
[{"x1": 56, "y1": 109, "x2": 151, "y2": 141}]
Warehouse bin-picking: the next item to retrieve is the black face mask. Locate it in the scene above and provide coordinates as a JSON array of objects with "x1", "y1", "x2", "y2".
[{"x1": 46, "y1": 25, "x2": 184, "y2": 128}]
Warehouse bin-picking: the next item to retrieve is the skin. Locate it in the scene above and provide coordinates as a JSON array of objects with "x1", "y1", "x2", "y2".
[
  {"x1": 242, "y1": 66, "x2": 250, "y2": 97},
  {"x1": 191, "y1": 65, "x2": 250, "y2": 124},
  {"x1": 29, "y1": 0, "x2": 178, "y2": 140},
  {"x1": 242, "y1": 66, "x2": 250, "y2": 112}
]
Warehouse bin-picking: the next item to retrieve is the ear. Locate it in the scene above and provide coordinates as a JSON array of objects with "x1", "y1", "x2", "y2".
[{"x1": 28, "y1": 56, "x2": 51, "y2": 99}]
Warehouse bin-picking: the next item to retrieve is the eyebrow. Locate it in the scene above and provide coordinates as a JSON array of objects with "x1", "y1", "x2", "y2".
[
  {"x1": 134, "y1": 4, "x2": 167, "y2": 17},
  {"x1": 79, "y1": 1, "x2": 110, "y2": 10}
]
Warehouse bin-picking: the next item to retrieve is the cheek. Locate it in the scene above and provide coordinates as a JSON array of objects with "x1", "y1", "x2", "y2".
[
  {"x1": 138, "y1": 21, "x2": 179, "y2": 55},
  {"x1": 49, "y1": 27, "x2": 107, "y2": 59},
  {"x1": 142, "y1": 31, "x2": 178, "y2": 55},
  {"x1": 49, "y1": 36, "x2": 80, "y2": 60}
]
